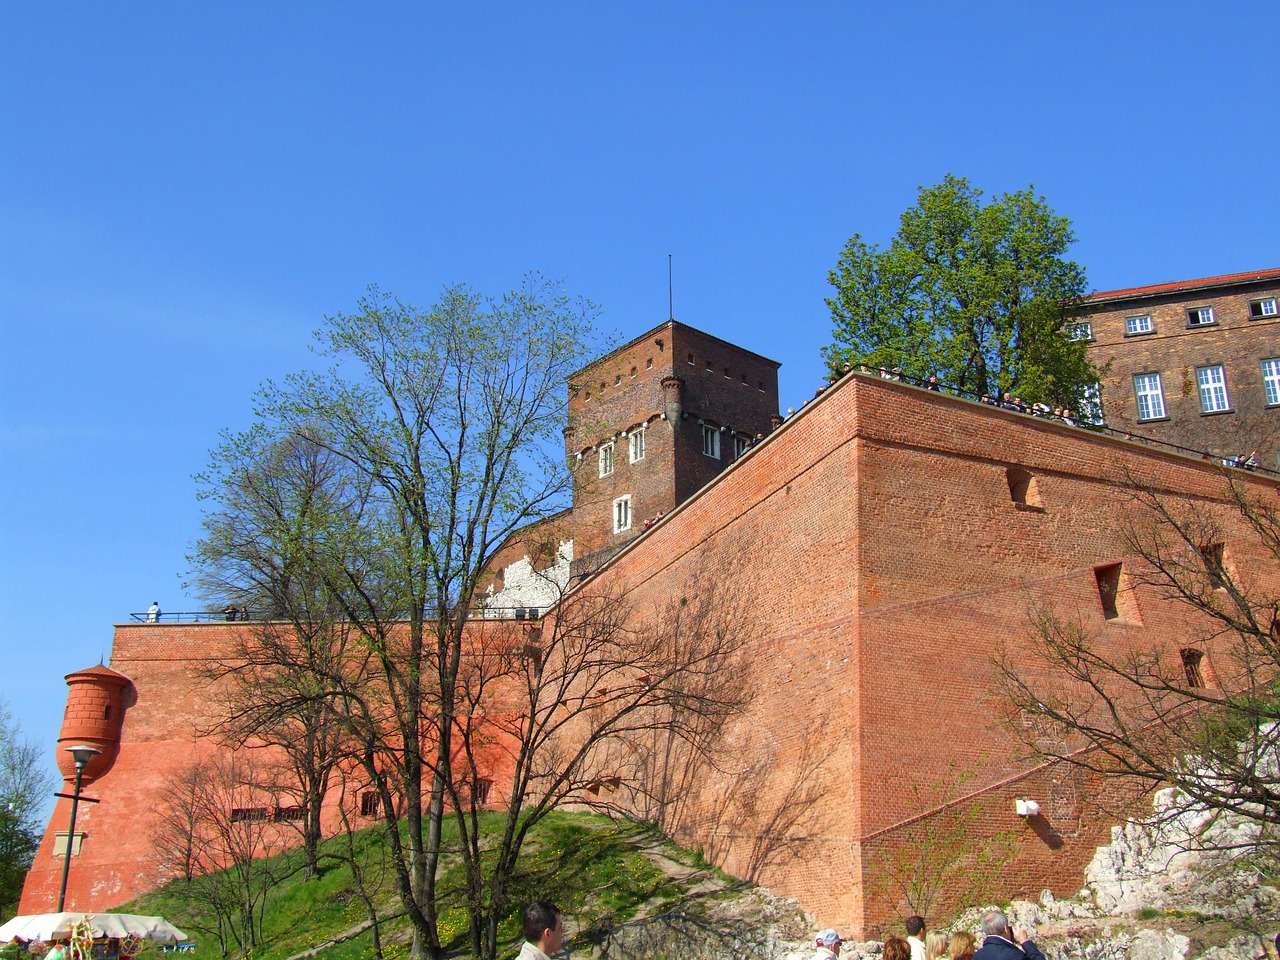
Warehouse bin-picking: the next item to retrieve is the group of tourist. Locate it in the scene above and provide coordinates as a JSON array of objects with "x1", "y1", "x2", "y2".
[{"x1": 813, "y1": 911, "x2": 1043, "y2": 960}]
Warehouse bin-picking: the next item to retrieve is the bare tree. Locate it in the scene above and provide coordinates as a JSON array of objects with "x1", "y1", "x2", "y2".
[
  {"x1": 191, "y1": 277, "x2": 599, "y2": 960},
  {"x1": 193, "y1": 431, "x2": 376, "y2": 881},
  {"x1": 446, "y1": 578, "x2": 754, "y2": 960},
  {"x1": 998, "y1": 472, "x2": 1280, "y2": 863},
  {"x1": 150, "y1": 755, "x2": 295, "y2": 956}
]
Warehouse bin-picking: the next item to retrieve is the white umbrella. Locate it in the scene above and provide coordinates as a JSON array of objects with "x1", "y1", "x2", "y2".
[{"x1": 0, "y1": 913, "x2": 188, "y2": 943}]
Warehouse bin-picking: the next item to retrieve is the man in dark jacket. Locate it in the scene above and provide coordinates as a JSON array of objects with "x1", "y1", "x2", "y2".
[{"x1": 971, "y1": 909, "x2": 1045, "y2": 960}]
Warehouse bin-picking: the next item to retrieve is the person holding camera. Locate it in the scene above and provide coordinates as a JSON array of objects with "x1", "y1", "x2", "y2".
[{"x1": 971, "y1": 909, "x2": 1045, "y2": 960}]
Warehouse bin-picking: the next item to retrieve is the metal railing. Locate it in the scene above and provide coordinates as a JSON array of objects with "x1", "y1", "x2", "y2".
[{"x1": 128, "y1": 606, "x2": 547, "y2": 624}]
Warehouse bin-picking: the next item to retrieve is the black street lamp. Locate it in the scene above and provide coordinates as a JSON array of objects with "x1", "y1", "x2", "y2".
[{"x1": 57, "y1": 745, "x2": 100, "y2": 912}]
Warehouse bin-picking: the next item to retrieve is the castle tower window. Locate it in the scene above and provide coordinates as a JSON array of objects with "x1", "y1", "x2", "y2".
[
  {"x1": 1196, "y1": 366, "x2": 1230, "y2": 413},
  {"x1": 687, "y1": 353, "x2": 694, "y2": 365},
  {"x1": 1180, "y1": 648, "x2": 1206, "y2": 688},
  {"x1": 1186, "y1": 305, "x2": 1216, "y2": 327},
  {"x1": 474, "y1": 778, "x2": 493, "y2": 804},
  {"x1": 1263, "y1": 358, "x2": 1280, "y2": 406},
  {"x1": 360, "y1": 792, "x2": 380, "y2": 817},
  {"x1": 599, "y1": 442, "x2": 614, "y2": 477},
  {"x1": 1249, "y1": 297, "x2": 1278, "y2": 319},
  {"x1": 733, "y1": 434, "x2": 749, "y2": 458},
  {"x1": 1006, "y1": 467, "x2": 1044, "y2": 511},
  {"x1": 230, "y1": 807, "x2": 269, "y2": 823},
  {"x1": 701, "y1": 425, "x2": 721, "y2": 459},
  {"x1": 629, "y1": 428, "x2": 645, "y2": 463},
  {"x1": 613, "y1": 495, "x2": 632, "y2": 533}
]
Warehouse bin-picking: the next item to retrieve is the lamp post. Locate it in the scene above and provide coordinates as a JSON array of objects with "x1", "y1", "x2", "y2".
[{"x1": 57, "y1": 745, "x2": 100, "y2": 912}]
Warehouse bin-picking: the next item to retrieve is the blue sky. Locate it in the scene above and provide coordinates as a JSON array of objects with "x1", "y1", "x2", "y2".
[{"x1": 3, "y1": 2, "x2": 1278, "y2": 795}]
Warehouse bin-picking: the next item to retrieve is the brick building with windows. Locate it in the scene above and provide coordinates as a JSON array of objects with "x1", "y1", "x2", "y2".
[
  {"x1": 1077, "y1": 267, "x2": 1280, "y2": 472},
  {"x1": 22, "y1": 318, "x2": 1280, "y2": 935}
]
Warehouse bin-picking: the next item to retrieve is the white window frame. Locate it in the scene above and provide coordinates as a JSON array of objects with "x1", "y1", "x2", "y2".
[
  {"x1": 1250, "y1": 297, "x2": 1278, "y2": 319},
  {"x1": 701, "y1": 424, "x2": 721, "y2": 459},
  {"x1": 1196, "y1": 365, "x2": 1230, "y2": 413},
  {"x1": 612, "y1": 495, "x2": 631, "y2": 533},
  {"x1": 1262, "y1": 358, "x2": 1280, "y2": 406},
  {"x1": 1065, "y1": 321, "x2": 1093, "y2": 341},
  {"x1": 1125, "y1": 314, "x2": 1154, "y2": 336},
  {"x1": 1134, "y1": 373, "x2": 1166, "y2": 421},
  {"x1": 628, "y1": 427, "x2": 645, "y2": 463},
  {"x1": 1187, "y1": 306, "x2": 1216, "y2": 327},
  {"x1": 1080, "y1": 382, "x2": 1105, "y2": 425},
  {"x1": 598, "y1": 442, "x2": 614, "y2": 478},
  {"x1": 733, "y1": 434, "x2": 749, "y2": 458}
]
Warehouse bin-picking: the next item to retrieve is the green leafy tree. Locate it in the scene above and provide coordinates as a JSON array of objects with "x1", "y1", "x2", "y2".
[
  {"x1": 0, "y1": 697, "x2": 55, "y2": 919},
  {"x1": 824, "y1": 174, "x2": 1096, "y2": 406}
]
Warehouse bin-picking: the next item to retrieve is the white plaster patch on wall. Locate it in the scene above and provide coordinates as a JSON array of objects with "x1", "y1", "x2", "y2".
[{"x1": 486, "y1": 540, "x2": 574, "y2": 613}]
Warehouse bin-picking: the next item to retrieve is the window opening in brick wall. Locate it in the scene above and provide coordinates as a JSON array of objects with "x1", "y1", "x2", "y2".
[
  {"x1": 1198, "y1": 542, "x2": 1228, "y2": 590},
  {"x1": 687, "y1": 353, "x2": 694, "y2": 365},
  {"x1": 733, "y1": 434, "x2": 749, "y2": 458},
  {"x1": 701, "y1": 425, "x2": 720, "y2": 459},
  {"x1": 1006, "y1": 467, "x2": 1044, "y2": 511},
  {"x1": 360, "y1": 791, "x2": 380, "y2": 817},
  {"x1": 231, "y1": 807, "x2": 269, "y2": 823},
  {"x1": 614, "y1": 374, "x2": 621, "y2": 386},
  {"x1": 741, "y1": 373, "x2": 748, "y2": 384},
  {"x1": 1066, "y1": 321, "x2": 1093, "y2": 341},
  {"x1": 1249, "y1": 297, "x2": 1278, "y2": 319},
  {"x1": 1196, "y1": 365, "x2": 1230, "y2": 413},
  {"x1": 1094, "y1": 563, "x2": 1141, "y2": 622},
  {"x1": 1081, "y1": 382, "x2": 1105, "y2": 425},
  {"x1": 1186, "y1": 305, "x2": 1216, "y2": 327},
  {"x1": 629, "y1": 428, "x2": 645, "y2": 463},
  {"x1": 1134, "y1": 373, "x2": 1166, "y2": 420},
  {"x1": 598, "y1": 442, "x2": 614, "y2": 477},
  {"x1": 274, "y1": 805, "x2": 305, "y2": 822},
  {"x1": 474, "y1": 778, "x2": 493, "y2": 804},
  {"x1": 1125, "y1": 314, "x2": 1154, "y2": 336},
  {"x1": 1262, "y1": 358, "x2": 1280, "y2": 406},
  {"x1": 1180, "y1": 648, "x2": 1206, "y2": 688},
  {"x1": 646, "y1": 357, "x2": 653, "y2": 369},
  {"x1": 613, "y1": 495, "x2": 631, "y2": 533}
]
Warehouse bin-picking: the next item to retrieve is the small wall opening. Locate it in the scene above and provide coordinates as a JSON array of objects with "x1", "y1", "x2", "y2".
[
  {"x1": 1180, "y1": 648, "x2": 1206, "y2": 688},
  {"x1": 1007, "y1": 467, "x2": 1044, "y2": 511},
  {"x1": 1094, "y1": 563, "x2": 1142, "y2": 623},
  {"x1": 1198, "y1": 542, "x2": 1229, "y2": 590},
  {"x1": 360, "y1": 791, "x2": 381, "y2": 817}
]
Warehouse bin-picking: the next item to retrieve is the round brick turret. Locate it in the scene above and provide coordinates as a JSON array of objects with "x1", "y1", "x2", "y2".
[{"x1": 56, "y1": 664, "x2": 131, "y2": 784}]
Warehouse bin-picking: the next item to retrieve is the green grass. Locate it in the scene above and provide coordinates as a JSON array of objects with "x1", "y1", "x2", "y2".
[{"x1": 114, "y1": 812, "x2": 689, "y2": 960}]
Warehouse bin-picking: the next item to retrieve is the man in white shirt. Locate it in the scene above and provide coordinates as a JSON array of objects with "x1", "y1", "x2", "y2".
[
  {"x1": 813, "y1": 927, "x2": 844, "y2": 960},
  {"x1": 906, "y1": 916, "x2": 926, "y2": 960},
  {"x1": 517, "y1": 901, "x2": 563, "y2": 960}
]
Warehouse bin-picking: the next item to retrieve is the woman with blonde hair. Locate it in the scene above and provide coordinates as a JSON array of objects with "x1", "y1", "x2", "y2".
[
  {"x1": 926, "y1": 930, "x2": 949, "y2": 960},
  {"x1": 948, "y1": 930, "x2": 976, "y2": 960}
]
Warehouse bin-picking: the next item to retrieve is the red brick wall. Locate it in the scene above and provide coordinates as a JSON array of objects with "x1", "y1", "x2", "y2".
[
  {"x1": 24, "y1": 370, "x2": 1280, "y2": 934},
  {"x1": 571, "y1": 372, "x2": 1280, "y2": 934}
]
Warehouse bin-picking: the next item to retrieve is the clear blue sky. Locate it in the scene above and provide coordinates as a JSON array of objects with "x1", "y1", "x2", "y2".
[{"x1": 3, "y1": 2, "x2": 1278, "y2": 794}]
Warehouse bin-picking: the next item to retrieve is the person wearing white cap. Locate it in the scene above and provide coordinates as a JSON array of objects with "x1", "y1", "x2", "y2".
[{"x1": 814, "y1": 928, "x2": 844, "y2": 959}]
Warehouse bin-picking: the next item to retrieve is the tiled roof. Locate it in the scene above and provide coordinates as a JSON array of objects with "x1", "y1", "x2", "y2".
[{"x1": 1084, "y1": 267, "x2": 1280, "y2": 303}]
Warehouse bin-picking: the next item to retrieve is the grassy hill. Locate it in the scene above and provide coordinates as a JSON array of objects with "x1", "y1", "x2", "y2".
[{"x1": 118, "y1": 811, "x2": 756, "y2": 960}]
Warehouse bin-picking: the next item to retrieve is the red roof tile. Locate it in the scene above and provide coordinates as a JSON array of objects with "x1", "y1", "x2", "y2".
[{"x1": 1084, "y1": 267, "x2": 1280, "y2": 303}]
